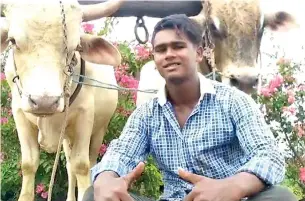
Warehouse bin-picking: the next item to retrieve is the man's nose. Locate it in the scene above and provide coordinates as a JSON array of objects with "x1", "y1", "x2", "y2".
[{"x1": 165, "y1": 49, "x2": 176, "y2": 58}]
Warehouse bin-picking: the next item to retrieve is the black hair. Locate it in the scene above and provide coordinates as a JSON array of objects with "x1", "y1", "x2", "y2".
[{"x1": 151, "y1": 14, "x2": 203, "y2": 47}]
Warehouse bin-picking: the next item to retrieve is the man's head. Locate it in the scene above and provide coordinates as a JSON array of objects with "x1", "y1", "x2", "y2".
[{"x1": 151, "y1": 14, "x2": 204, "y2": 85}]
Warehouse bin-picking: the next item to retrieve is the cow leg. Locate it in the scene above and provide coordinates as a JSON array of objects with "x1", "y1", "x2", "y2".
[
  {"x1": 70, "y1": 111, "x2": 94, "y2": 201},
  {"x1": 89, "y1": 126, "x2": 108, "y2": 168},
  {"x1": 14, "y1": 110, "x2": 39, "y2": 201},
  {"x1": 63, "y1": 138, "x2": 77, "y2": 201}
]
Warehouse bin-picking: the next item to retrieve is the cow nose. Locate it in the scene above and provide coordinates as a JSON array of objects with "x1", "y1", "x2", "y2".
[
  {"x1": 230, "y1": 75, "x2": 259, "y2": 86},
  {"x1": 229, "y1": 74, "x2": 259, "y2": 93},
  {"x1": 28, "y1": 95, "x2": 61, "y2": 113}
]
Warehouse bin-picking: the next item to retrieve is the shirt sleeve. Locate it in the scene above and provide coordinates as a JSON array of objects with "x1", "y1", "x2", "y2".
[
  {"x1": 90, "y1": 103, "x2": 150, "y2": 183},
  {"x1": 230, "y1": 89, "x2": 286, "y2": 186}
]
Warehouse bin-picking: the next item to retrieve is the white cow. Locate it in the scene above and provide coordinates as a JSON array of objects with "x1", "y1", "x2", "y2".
[
  {"x1": 0, "y1": 0, "x2": 125, "y2": 201},
  {"x1": 136, "y1": 0, "x2": 299, "y2": 107}
]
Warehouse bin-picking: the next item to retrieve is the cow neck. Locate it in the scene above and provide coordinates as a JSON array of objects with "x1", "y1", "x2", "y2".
[{"x1": 11, "y1": 50, "x2": 85, "y2": 108}]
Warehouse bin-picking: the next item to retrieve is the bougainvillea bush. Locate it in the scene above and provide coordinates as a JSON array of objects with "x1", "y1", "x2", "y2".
[
  {"x1": 257, "y1": 58, "x2": 305, "y2": 199},
  {"x1": 1, "y1": 20, "x2": 304, "y2": 200}
]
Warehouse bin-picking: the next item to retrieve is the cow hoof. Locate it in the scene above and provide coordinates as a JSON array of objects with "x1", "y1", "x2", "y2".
[{"x1": 18, "y1": 193, "x2": 34, "y2": 201}]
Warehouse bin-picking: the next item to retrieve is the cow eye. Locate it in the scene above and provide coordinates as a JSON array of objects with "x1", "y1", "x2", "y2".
[
  {"x1": 209, "y1": 22, "x2": 218, "y2": 33},
  {"x1": 208, "y1": 21, "x2": 226, "y2": 39}
]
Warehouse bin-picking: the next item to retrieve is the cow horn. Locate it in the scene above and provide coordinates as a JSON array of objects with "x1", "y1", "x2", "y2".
[
  {"x1": 189, "y1": 1, "x2": 207, "y2": 28},
  {"x1": 80, "y1": 0, "x2": 125, "y2": 22},
  {"x1": 189, "y1": 13, "x2": 206, "y2": 27}
]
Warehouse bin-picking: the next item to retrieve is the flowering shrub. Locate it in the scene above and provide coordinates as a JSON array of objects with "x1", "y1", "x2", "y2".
[{"x1": 257, "y1": 58, "x2": 305, "y2": 199}]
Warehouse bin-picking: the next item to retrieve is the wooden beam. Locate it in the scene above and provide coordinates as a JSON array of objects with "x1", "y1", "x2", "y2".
[{"x1": 78, "y1": 0, "x2": 203, "y2": 18}]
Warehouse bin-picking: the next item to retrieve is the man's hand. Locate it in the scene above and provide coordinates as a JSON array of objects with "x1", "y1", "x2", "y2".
[
  {"x1": 93, "y1": 162, "x2": 145, "y2": 201},
  {"x1": 178, "y1": 168, "x2": 243, "y2": 201}
]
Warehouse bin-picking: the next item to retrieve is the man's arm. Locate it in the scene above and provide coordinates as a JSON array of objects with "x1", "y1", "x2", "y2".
[
  {"x1": 90, "y1": 104, "x2": 151, "y2": 183},
  {"x1": 227, "y1": 89, "x2": 286, "y2": 198}
]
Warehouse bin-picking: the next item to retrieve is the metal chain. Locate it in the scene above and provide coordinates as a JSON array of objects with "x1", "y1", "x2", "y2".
[
  {"x1": 59, "y1": 0, "x2": 70, "y2": 75},
  {"x1": 1, "y1": 45, "x2": 12, "y2": 72},
  {"x1": 203, "y1": 1, "x2": 216, "y2": 80}
]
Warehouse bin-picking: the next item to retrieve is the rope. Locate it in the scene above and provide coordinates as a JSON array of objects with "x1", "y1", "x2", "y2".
[
  {"x1": 47, "y1": 78, "x2": 71, "y2": 201},
  {"x1": 70, "y1": 71, "x2": 217, "y2": 94}
]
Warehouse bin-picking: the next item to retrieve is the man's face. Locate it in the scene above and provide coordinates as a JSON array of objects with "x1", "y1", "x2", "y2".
[{"x1": 152, "y1": 29, "x2": 203, "y2": 84}]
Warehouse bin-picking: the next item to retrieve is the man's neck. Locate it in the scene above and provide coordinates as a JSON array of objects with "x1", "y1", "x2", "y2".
[{"x1": 166, "y1": 75, "x2": 201, "y2": 106}]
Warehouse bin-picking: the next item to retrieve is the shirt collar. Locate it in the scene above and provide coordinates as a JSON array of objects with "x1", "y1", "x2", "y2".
[{"x1": 157, "y1": 73, "x2": 216, "y2": 106}]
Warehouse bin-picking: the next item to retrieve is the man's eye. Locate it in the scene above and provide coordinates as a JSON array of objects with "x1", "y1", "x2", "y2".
[
  {"x1": 174, "y1": 45, "x2": 184, "y2": 49},
  {"x1": 155, "y1": 48, "x2": 166, "y2": 52}
]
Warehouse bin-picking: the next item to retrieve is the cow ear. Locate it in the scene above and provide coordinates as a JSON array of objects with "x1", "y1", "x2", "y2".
[
  {"x1": 1, "y1": 17, "x2": 9, "y2": 53},
  {"x1": 264, "y1": 11, "x2": 299, "y2": 32},
  {"x1": 78, "y1": 34, "x2": 121, "y2": 67}
]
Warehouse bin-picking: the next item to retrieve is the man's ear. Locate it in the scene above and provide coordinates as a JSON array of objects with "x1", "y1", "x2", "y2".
[
  {"x1": 78, "y1": 34, "x2": 121, "y2": 67},
  {"x1": 196, "y1": 45, "x2": 204, "y2": 63}
]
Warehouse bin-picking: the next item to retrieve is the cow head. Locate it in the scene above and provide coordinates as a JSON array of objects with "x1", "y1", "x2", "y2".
[
  {"x1": 190, "y1": 0, "x2": 298, "y2": 94},
  {"x1": 0, "y1": 0, "x2": 123, "y2": 116}
]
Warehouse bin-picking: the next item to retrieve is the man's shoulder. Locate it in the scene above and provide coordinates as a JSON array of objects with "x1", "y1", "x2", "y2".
[
  {"x1": 209, "y1": 80, "x2": 258, "y2": 107},
  {"x1": 131, "y1": 98, "x2": 159, "y2": 118},
  {"x1": 209, "y1": 80, "x2": 236, "y2": 99}
]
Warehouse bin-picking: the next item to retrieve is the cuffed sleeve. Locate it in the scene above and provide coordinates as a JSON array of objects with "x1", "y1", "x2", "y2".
[
  {"x1": 90, "y1": 104, "x2": 151, "y2": 183},
  {"x1": 230, "y1": 89, "x2": 286, "y2": 185}
]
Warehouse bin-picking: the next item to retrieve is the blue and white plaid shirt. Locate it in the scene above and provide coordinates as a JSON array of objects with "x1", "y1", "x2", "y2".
[{"x1": 91, "y1": 73, "x2": 285, "y2": 200}]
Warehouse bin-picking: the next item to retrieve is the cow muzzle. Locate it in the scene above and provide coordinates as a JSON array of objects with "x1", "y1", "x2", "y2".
[
  {"x1": 222, "y1": 67, "x2": 260, "y2": 94},
  {"x1": 229, "y1": 74, "x2": 259, "y2": 94},
  {"x1": 25, "y1": 95, "x2": 64, "y2": 115}
]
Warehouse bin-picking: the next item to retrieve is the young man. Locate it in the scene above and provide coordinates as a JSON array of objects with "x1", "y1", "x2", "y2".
[{"x1": 84, "y1": 14, "x2": 297, "y2": 201}]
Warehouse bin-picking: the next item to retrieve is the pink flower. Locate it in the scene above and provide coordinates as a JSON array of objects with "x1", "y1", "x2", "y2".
[
  {"x1": 82, "y1": 23, "x2": 94, "y2": 33},
  {"x1": 99, "y1": 144, "x2": 107, "y2": 156},
  {"x1": 268, "y1": 75, "x2": 284, "y2": 91},
  {"x1": 134, "y1": 45, "x2": 151, "y2": 60},
  {"x1": 1, "y1": 117, "x2": 8, "y2": 124},
  {"x1": 41, "y1": 191, "x2": 48, "y2": 199},
  {"x1": 0, "y1": 72, "x2": 5, "y2": 81},
  {"x1": 297, "y1": 125, "x2": 305, "y2": 137},
  {"x1": 282, "y1": 106, "x2": 296, "y2": 115},
  {"x1": 260, "y1": 88, "x2": 272, "y2": 97},
  {"x1": 35, "y1": 183, "x2": 45, "y2": 194},
  {"x1": 300, "y1": 168, "x2": 305, "y2": 182},
  {"x1": 276, "y1": 57, "x2": 291, "y2": 65},
  {"x1": 287, "y1": 95, "x2": 295, "y2": 104}
]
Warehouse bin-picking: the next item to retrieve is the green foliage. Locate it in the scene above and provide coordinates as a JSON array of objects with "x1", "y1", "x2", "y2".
[{"x1": 282, "y1": 162, "x2": 305, "y2": 200}]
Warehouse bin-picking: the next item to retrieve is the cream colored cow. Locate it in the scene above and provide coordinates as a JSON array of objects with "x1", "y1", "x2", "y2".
[
  {"x1": 0, "y1": 0, "x2": 125, "y2": 201},
  {"x1": 136, "y1": 0, "x2": 299, "y2": 106}
]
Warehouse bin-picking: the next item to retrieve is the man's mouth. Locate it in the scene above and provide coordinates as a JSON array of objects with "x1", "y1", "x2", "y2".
[{"x1": 163, "y1": 62, "x2": 181, "y2": 69}]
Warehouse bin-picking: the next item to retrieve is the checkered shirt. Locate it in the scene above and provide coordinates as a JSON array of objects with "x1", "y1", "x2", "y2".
[{"x1": 91, "y1": 73, "x2": 285, "y2": 201}]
